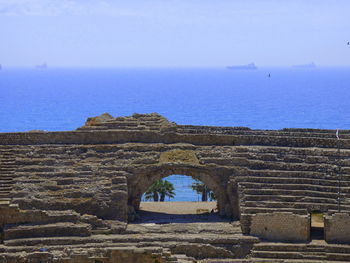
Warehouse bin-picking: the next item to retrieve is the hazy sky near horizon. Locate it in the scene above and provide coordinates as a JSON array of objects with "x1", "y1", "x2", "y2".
[{"x1": 0, "y1": 0, "x2": 350, "y2": 67}]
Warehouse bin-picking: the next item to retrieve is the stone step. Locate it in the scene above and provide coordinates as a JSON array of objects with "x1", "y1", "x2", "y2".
[
  {"x1": 253, "y1": 243, "x2": 325, "y2": 252},
  {"x1": 0, "y1": 189, "x2": 12, "y2": 193},
  {"x1": 251, "y1": 250, "x2": 326, "y2": 260},
  {"x1": 199, "y1": 259, "x2": 283, "y2": 262},
  {"x1": 102, "y1": 122, "x2": 139, "y2": 127},
  {"x1": 78, "y1": 126, "x2": 108, "y2": 130},
  {"x1": 16, "y1": 166, "x2": 55, "y2": 173},
  {"x1": 243, "y1": 200, "x2": 350, "y2": 210},
  {"x1": 326, "y1": 253, "x2": 350, "y2": 261},
  {"x1": 0, "y1": 185, "x2": 13, "y2": 190},
  {"x1": 0, "y1": 247, "x2": 178, "y2": 263},
  {"x1": 90, "y1": 227, "x2": 111, "y2": 235},
  {"x1": 244, "y1": 154, "x2": 335, "y2": 165},
  {"x1": 251, "y1": 243, "x2": 350, "y2": 262},
  {"x1": 241, "y1": 198, "x2": 350, "y2": 208},
  {"x1": 201, "y1": 157, "x2": 249, "y2": 166},
  {"x1": 246, "y1": 161, "x2": 341, "y2": 173},
  {"x1": 0, "y1": 200, "x2": 10, "y2": 206},
  {"x1": 248, "y1": 259, "x2": 350, "y2": 263},
  {"x1": 171, "y1": 254, "x2": 196, "y2": 263},
  {"x1": 0, "y1": 163, "x2": 16, "y2": 166},
  {"x1": 239, "y1": 182, "x2": 350, "y2": 193},
  {"x1": 15, "y1": 171, "x2": 94, "y2": 178},
  {"x1": 240, "y1": 148, "x2": 344, "y2": 156},
  {"x1": 326, "y1": 245, "x2": 350, "y2": 254},
  {"x1": 235, "y1": 145, "x2": 350, "y2": 155},
  {"x1": 243, "y1": 188, "x2": 346, "y2": 199},
  {"x1": 0, "y1": 240, "x2": 235, "y2": 255},
  {"x1": 241, "y1": 176, "x2": 344, "y2": 186},
  {"x1": 0, "y1": 187, "x2": 12, "y2": 191},
  {"x1": 182, "y1": 131, "x2": 348, "y2": 143},
  {"x1": 246, "y1": 169, "x2": 341, "y2": 179},
  {"x1": 0, "y1": 171, "x2": 15, "y2": 175},
  {"x1": 3, "y1": 232, "x2": 258, "y2": 247},
  {"x1": 181, "y1": 126, "x2": 350, "y2": 135},
  {"x1": 243, "y1": 194, "x2": 340, "y2": 204},
  {"x1": 241, "y1": 207, "x2": 307, "y2": 214},
  {"x1": 0, "y1": 168, "x2": 15, "y2": 172},
  {"x1": 0, "y1": 154, "x2": 15, "y2": 157},
  {"x1": 241, "y1": 196, "x2": 350, "y2": 211},
  {"x1": 4, "y1": 222, "x2": 91, "y2": 240},
  {"x1": 0, "y1": 176, "x2": 15, "y2": 180},
  {"x1": 0, "y1": 180, "x2": 14, "y2": 184},
  {"x1": 0, "y1": 172, "x2": 15, "y2": 175}
]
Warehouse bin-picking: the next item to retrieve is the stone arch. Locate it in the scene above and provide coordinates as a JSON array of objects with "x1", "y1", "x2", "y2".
[{"x1": 127, "y1": 163, "x2": 240, "y2": 219}]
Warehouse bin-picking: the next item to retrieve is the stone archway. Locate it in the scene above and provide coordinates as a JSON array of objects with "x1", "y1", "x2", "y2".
[{"x1": 127, "y1": 163, "x2": 240, "y2": 219}]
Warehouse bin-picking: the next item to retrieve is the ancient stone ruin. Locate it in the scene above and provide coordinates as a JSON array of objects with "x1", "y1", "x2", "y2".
[{"x1": 1, "y1": 113, "x2": 350, "y2": 262}]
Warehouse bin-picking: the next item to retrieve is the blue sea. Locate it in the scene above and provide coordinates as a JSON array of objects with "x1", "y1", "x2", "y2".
[{"x1": 1, "y1": 67, "x2": 350, "y2": 201}]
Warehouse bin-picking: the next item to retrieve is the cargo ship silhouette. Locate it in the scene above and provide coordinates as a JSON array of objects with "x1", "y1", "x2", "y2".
[{"x1": 227, "y1": 63, "x2": 257, "y2": 70}]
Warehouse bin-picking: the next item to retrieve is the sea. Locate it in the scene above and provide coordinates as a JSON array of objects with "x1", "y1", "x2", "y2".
[{"x1": 1, "y1": 67, "x2": 350, "y2": 201}]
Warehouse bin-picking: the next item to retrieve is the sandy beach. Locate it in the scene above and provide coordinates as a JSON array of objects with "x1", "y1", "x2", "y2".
[
  {"x1": 140, "y1": 201, "x2": 217, "y2": 214},
  {"x1": 137, "y1": 201, "x2": 222, "y2": 223}
]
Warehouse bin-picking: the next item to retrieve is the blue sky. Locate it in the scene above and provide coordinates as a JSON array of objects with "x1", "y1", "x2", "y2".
[{"x1": 0, "y1": 0, "x2": 349, "y2": 67}]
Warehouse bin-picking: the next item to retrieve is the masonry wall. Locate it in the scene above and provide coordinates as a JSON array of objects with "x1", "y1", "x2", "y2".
[
  {"x1": 325, "y1": 213, "x2": 350, "y2": 243},
  {"x1": 0, "y1": 129, "x2": 348, "y2": 148},
  {"x1": 0, "y1": 247, "x2": 171, "y2": 263},
  {"x1": 249, "y1": 212, "x2": 310, "y2": 242},
  {"x1": 7, "y1": 144, "x2": 238, "y2": 221},
  {"x1": 11, "y1": 145, "x2": 130, "y2": 221}
]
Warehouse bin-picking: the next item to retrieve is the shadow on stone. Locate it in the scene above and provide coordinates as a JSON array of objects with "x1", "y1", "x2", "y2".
[{"x1": 134, "y1": 210, "x2": 229, "y2": 224}]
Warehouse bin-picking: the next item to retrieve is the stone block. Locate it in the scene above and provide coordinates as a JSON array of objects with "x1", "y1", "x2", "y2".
[
  {"x1": 249, "y1": 212, "x2": 310, "y2": 242},
  {"x1": 325, "y1": 213, "x2": 350, "y2": 243}
]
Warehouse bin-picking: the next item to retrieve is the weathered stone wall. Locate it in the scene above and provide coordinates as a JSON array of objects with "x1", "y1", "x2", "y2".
[
  {"x1": 1, "y1": 127, "x2": 350, "y2": 148},
  {"x1": 6, "y1": 143, "x2": 240, "y2": 220},
  {"x1": 0, "y1": 247, "x2": 173, "y2": 263},
  {"x1": 325, "y1": 213, "x2": 350, "y2": 243},
  {"x1": 2, "y1": 113, "x2": 350, "y2": 243},
  {"x1": 249, "y1": 212, "x2": 310, "y2": 242},
  {"x1": 10, "y1": 144, "x2": 130, "y2": 221}
]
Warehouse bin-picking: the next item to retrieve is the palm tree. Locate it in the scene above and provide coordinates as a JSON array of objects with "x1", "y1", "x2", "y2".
[
  {"x1": 191, "y1": 179, "x2": 216, "y2": 201},
  {"x1": 144, "y1": 179, "x2": 175, "y2": 202},
  {"x1": 159, "y1": 180, "x2": 175, "y2": 201}
]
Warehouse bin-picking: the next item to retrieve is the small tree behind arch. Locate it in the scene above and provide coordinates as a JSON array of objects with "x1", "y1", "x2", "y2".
[
  {"x1": 191, "y1": 179, "x2": 216, "y2": 201},
  {"x1": 144, "y1": 179, "x2": 175, "y2": 202}
]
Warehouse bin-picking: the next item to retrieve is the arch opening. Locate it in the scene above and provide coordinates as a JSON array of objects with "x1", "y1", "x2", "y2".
[
  {"x1": 127, "y1": 166, "x2": 240, "y2": 223},
  {"x1": 139, "y1": 174, "x2": 221, "y2": 223}
]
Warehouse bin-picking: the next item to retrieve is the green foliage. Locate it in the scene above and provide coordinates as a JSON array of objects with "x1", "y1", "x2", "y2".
[
  {"x1": 191, "y1": 179, "x2": 216, "y2": 201},
  {"x1": 144, "y1": 179, "x2": 175, "y2": 202}
]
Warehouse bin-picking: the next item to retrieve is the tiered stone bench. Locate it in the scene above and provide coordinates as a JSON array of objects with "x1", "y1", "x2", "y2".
[{"x1": 1, "y1": 113, "x2": 350, "y2": 262}]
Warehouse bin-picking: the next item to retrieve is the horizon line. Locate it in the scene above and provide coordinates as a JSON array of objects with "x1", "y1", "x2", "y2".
[{"x1": 2, "y1": 65, "x2": 350, "y2": 69}]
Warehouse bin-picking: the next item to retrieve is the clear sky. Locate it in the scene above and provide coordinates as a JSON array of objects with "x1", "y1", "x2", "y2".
[{"x1": 0, "y1": 0, "x2": 349, "y2": 67}]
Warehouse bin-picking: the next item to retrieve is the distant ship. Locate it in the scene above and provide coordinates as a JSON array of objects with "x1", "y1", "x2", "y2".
[
  {"x1": 227, "y1": 63, "x2": 257, "y2": 70},
  {"x1": 292, "y1": 62, "x2": 316, "y2": 68},
  {"x1": 36, "y1": 63, "x2": 48, "y2": 69}
]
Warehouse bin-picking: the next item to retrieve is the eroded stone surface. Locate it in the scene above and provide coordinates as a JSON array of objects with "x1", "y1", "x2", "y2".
[{"x1": 1, "y1": 113, "x2": 350, "y2": 262}]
